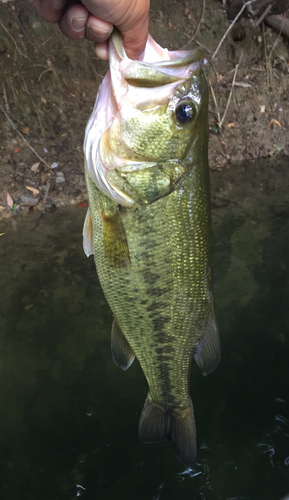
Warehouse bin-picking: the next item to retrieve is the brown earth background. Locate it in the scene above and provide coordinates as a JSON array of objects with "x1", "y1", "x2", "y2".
[{"x1": 0, "y1": 0, "x2": 288, "y2": 218}]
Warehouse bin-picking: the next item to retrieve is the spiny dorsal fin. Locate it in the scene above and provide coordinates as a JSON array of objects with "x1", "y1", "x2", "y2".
[
  {"x1": 111, "y1": 318, "x2": 135, "y2": 371},
  {"x1": 102, "y1": 209, "x2": 130, "y2": 269},
  {"x1": 193, "y1": 315, "x2": 221, "y2": 375},
  {"x1": 83, "y1": 208, "x2": 94, "y2": 257}
]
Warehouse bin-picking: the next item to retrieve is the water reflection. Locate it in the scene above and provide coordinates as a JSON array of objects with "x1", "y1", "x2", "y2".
[{"x1": 0, "y1": 158, "x2": 289, "y2": 499}]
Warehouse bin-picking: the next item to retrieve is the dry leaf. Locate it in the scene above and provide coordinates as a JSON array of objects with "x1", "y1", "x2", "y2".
[
  {"x1": 265, "y1": 119, "x2": 281, "y2": 129},
  {"x1": 26, "y1": 186, "x2": 40, "y2": 196},
  {"x1": 0, "y1": 205, "x2": 5, "y2": 211},
  {"x1": 216, "y1": 73, "x2": 223, "y2": 84},
  {"x1": 41, "y1": 96, "x2": 47, "y2": 104},
  {"x1": 226, "y1": 123, "x2": 238, "y2": 128},
  {"x1": 31, "y1": 162, "x2": 40, "y2": 172},
  {"x1": 6, "y1": 192, "x2": 13, "y2": 208},
  {"x1": 69, "y1": 92, "x2": 76, "y2": 97},
  {"x1": 234, "y1": 81, "x2": 252, "y2": 88},
  {"x1": 22, "y1": 126, "x2": 30, "y2": 135},
  {"x1": 168, "y1": 22, "x2": 174, "y2": 29}
]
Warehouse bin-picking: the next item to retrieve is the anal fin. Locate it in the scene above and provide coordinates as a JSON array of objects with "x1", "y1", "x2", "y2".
[
  {"x1": 111, "y1": 318, "x2": 135, "y2": 371},
  {"x1": 139, "y1": 394, "x2": 197, "y2": 469},
  {"x1": 193, "y1": 315, "x2": 221, "y2": 375}
]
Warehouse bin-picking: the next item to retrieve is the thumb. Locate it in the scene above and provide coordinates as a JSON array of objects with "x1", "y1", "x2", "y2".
[{"x1": 119, "y1": 11, "x2": 149, "y2": 59}]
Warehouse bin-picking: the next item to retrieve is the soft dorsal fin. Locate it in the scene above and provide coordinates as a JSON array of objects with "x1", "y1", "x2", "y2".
[{"x1": 83, "y1": 208, "x2": 94, "y2": 257}]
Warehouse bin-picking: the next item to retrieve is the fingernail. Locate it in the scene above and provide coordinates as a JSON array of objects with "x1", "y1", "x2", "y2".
[
  {"x1": 89, "y1": 25, "x2": 110, "y2": 39},
  {"x1": 53, "y1": 0, "x2": 65, "y2": 9},
  {"x1": 72, "y1": 17, "x2": 86, "y2": 32}
]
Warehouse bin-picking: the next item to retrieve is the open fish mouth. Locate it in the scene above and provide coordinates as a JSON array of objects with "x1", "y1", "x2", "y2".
[{"x1": 110, "y1": 29, "x2": 204, "y2": 87}]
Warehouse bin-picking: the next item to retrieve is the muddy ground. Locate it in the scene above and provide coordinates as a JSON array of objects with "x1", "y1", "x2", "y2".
[{"x1": 0, "y1": 0, "x2": 288, "y2": 219}]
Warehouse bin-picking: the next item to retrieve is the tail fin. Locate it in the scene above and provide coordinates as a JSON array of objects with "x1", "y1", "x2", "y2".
[{"x1": 138, "y1": 394, "x2": 196, "y2": 469}]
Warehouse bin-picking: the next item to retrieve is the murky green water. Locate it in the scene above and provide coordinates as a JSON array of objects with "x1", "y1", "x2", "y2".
[{"x1": 0, "y1": 159, "x2": 289, "y2": 500}]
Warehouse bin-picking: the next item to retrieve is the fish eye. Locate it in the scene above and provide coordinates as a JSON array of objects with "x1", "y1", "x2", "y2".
[{"x1": 175, "y1": 100, "x2": 196, "y2": 124}]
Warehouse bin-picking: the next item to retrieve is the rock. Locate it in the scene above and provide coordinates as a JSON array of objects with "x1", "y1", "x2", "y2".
[
  {"x1": 20, "y1": 195, "x2": 38, "y2": 206},
  {"x1": 56, "y1": 176, "x2": 65, "y2": 184}
]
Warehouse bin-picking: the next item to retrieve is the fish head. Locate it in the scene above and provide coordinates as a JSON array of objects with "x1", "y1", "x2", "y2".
[{"x1": 84, "y1": 30, "x2": 208, "y2": 206}]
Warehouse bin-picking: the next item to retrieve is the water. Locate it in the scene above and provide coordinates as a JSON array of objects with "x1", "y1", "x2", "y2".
[{"x1": 0, "y1": 158, "x2": 289, "y2": 500}]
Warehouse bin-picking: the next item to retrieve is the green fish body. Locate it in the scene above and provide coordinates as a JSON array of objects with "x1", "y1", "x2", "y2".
[{"x1": 83, "y1": 31, "x2": 220, "y2": 468}]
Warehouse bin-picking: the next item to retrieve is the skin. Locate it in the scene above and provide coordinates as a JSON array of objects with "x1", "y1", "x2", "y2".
[{"x1": 30, "y1": 0, "x2": 150, "y2": 59}]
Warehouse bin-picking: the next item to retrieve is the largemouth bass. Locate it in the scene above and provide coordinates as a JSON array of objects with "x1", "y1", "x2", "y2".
[{"x1": 83, "y1": 30, "x2": 220, "y2": 468}]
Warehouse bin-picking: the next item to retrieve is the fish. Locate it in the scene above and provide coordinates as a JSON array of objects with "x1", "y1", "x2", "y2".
[{"x1": 83, "y1": 29, "x2": 221, "y2": 469}]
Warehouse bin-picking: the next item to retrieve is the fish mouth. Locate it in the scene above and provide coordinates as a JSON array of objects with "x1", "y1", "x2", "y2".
[
  {"x1": 110, "y1": 28, "x2": 204, "y2": 74},
  {"x1": 110, "y1": 30, "x2": 204, "y2": 88},
  {"x1": 111, "y1": 29, "x2": 204, "y2": 66}
]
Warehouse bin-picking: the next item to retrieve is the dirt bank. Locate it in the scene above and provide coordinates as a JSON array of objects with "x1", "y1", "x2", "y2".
[{"x1": 0, "y1": 0, "x2": 288, "y2": 219}]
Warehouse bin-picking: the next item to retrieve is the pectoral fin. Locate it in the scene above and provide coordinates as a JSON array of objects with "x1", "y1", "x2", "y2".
[
  {"x1": 193, "y1": 316, "x2": 221, "y2": 375},
  {"x1": 102, "y1": 209, "x2": 130, "y2": 269},
  {"x1": 83, "y1": 208, "x2": 94, "y2": 257},
  {"x1": 111, "y1": 318, "x2": 135, "y2": 370}
]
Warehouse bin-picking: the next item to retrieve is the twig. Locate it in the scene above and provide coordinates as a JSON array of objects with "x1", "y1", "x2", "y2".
[
  {"x1": 42, "y1": 181, "x2": 50, "y2": 213},
  {"x1": 22, "y1": 79, "x2": 45, "y2": 137},
  {"x1": 0, "y1": 103, "x2": 51, "y2": 169},
  {"x1": 268, "y1": 16, "x2": 285, "y2": 59},
  {"x1": 255, "y1": 3, "x2": 272, "y2": 26},
  {"x1": 181, "y1": 0, "x2": 206, "y2": 48},
  {"x1": 209, "y1": 80, "x2": 221, "y2": 127},
  {"x1": 2, "y1": 83, "x2": 10, "y2": 113},
  {"x1": 219, "y1": 54, "x2": 242, "y2": 128},
  {"x1": 212, "y1": 0, "x2": 256, "y2": 59},
  {"x1": 262, "y1": 22, "x2": 271, "y2": 87},
  {"x1": 190, "y1": 38, "x2": 211, "y2": 53},
  {"x1": 90, "y1": 61, "x2": 105, "y2": 79},
  {"x1": 0, "y1": 19, "x2": 29, "y2": 60},
  {"x1": 265, "y1": 14, "x2": 289, "y2": 38}
]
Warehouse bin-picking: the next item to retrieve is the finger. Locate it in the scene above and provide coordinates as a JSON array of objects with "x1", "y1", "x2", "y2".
[
  {"x1": 30, "y1": 0, "x2": 67, "y2": 24},
  {"x1": 116, "y1": 0, "x2": 150, "y2": 59},
  {"x1": 121, "y1": 16, "x2": 149, "y2": 60},
  {"x1": 58, "y1": 4, "x2": 89, "y2": 39},
  {"x1": 86, "y1": 15, "x2": 113, "y2": 43},
  {"x1": 94, "y1": 41, "x2": 109, "y2": 61}
]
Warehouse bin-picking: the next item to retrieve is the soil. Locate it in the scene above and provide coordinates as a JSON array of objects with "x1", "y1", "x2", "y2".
[{"x1": 0, "y1": 0, "x2": 288, "y2": 219}]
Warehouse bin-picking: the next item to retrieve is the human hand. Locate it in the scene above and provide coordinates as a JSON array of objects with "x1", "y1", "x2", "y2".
[{"x1": 30, "y1": 0, "x2": 150, "y2": 60}]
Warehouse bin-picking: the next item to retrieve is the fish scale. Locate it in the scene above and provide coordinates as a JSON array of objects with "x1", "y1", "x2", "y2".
[{"x1": 83, "y1": 30, "x2": 221, "y2": 468}]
